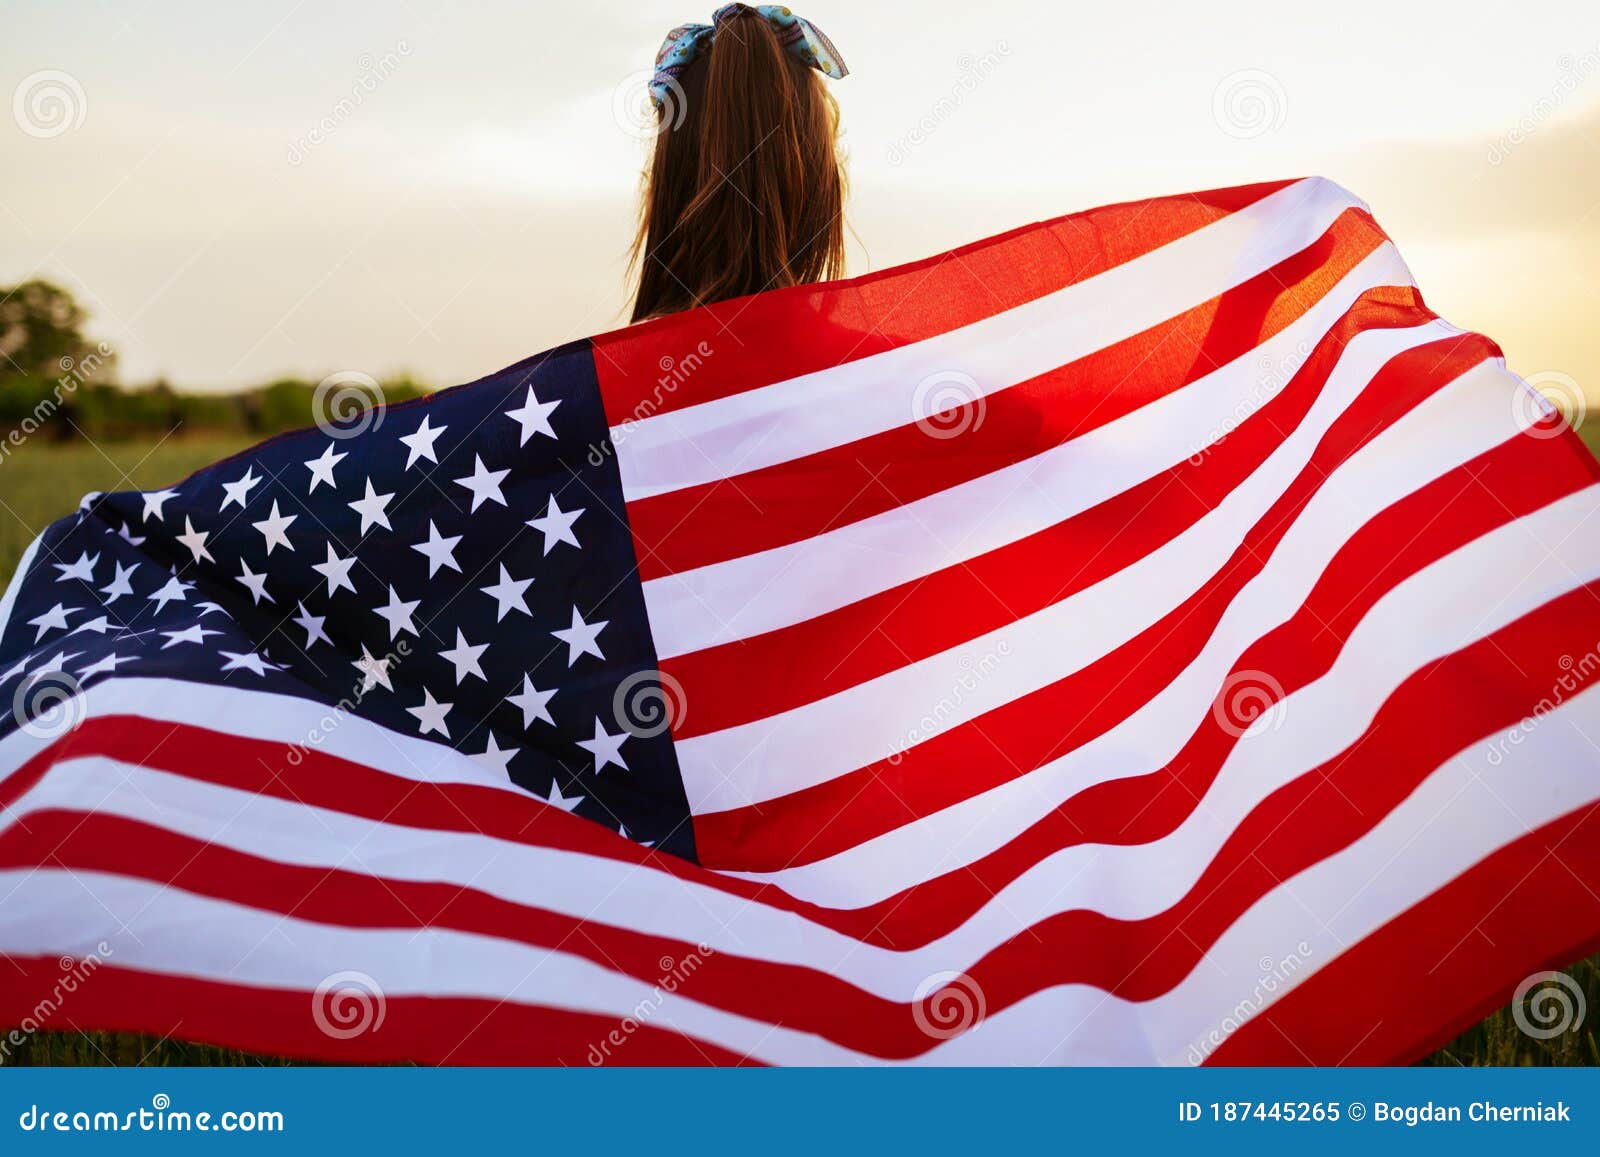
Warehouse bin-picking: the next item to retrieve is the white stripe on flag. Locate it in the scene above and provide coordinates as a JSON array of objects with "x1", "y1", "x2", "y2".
[
  {"x1": 614, "y1": 177, "x2": 1370, "y2": 501},
  {"x1": 3, "y1": 483, "x2": 1594, "y2": 991},
  {"x1": 677, "y1": 343, "x2": 1517, "y2": 815},
  {"x1": 3, "y1": 677, "x2": 1597, "y2": 1065},
  {"x1": 642, "y1": 242, "x2": 1417, "y2": 659},
  {"x1": 0, "y1": 674, "x2": 516, "y2": 798},
  {"x1": 724, "y1": 479, "x2": 1600, "y2": 905}
]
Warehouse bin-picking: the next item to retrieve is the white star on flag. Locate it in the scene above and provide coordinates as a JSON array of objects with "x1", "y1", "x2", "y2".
[
  {"x1": 78, "y1": 652, "x2": 132, "y2": 678},
  {"x1": 32, "y1": 651, "x2": 80, "y2": 675},
  {"x1": 141, "y1": 488, "x2": 179, "y2": 522},
  {"x1": 311, "y1": 543, "x2": 359, "y2": 597},
  {"x1": 452, "y1": 454, "x2": 509, "y2": 513},
  {"x1": 26, "y1": 603, "x2": 75, "y2": 642},
  {"x1": 479, "y1": 564, "x2": 533, "y2": 621},
  {"x1": 348, "y1": 478, "x2": 395, "y2": 535},
  {"x1": 251, "y1": 501, "x2": 298, "y2": 554},
  {"x1": 99, "y1": 561, "x2": 138, "y2": 603},
  {"x1": 292, "y1": 601, "x2": 331, "y2": 649},
  {"x1": 304, "y1": 443, "x2": 346, "y2": 493},
  {"x1": 219, "y1": 650, "x2": 280, "y2": 676},
  {"x1": 146, "y1": 576, "x2": 192, "y2": 611},
  {"x1": 176, "y1": 517, "x2": 213, "y2": 564},
  {"x1": 543, "y1": 778, "x2": 585, "y2": 813},
  {"x1": 373, "y1": 585, "x2": 421, "y2": 640},
  {"x1": 507, "y1": 675, "x2": 557, "y2": 727},
  {"x1": 438, "y1": 628, "x2": 489, "y2": 683},
  {"x1": 470, "y1": 733, "x2": 519, "y2": 776},
  {"x1": 353, "y1": 645, "x2": 393, "y2": 693},
  {"x1": 552, "y1": 605, "x2": 607, "y2": 665},
  {"x1": 526, "y1": 495, "x2": 583, "y2": 554},
  {"x1": 398, "y1": 414, "x2": 448, "y2": 469},
  {"x1": 52, "y1": 551, "x2": 98, "y2": 583},
  {"x1": 576, "y1": 716, "x2": 630, "y2": 773},
  {"x1": 504, "y1": 384, "x2": 560, "y2": 444},
  {"x1": 220, "y1": 467, "x2": 262, "y2": 510},
  {"x1": 162, "y1": 624, "x2": 221, "y2": 650},
  {"x1": 410, "y1": 521, "x2": 461, "y2": 577},
  {"x1": 406, "y1": 688, "x2": 452, "y2": 737},
  {"x1": 235, "y1": 558, "x2": 274, "y2": 605}
]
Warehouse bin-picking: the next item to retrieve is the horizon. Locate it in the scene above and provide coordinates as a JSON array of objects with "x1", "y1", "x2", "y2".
[{"x1": 2, "y1": 0, "x2": 1598, "y2": 408}]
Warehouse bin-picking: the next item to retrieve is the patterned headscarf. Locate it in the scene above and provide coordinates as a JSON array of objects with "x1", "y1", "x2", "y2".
[{"x1": 649, "y1": 4, "x2": 848, "y2": 112}]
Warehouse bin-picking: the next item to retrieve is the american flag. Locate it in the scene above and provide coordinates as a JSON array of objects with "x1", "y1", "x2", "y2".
[{"x1": 3, "y1": 176, "x2": 1600, "y2": 1065}]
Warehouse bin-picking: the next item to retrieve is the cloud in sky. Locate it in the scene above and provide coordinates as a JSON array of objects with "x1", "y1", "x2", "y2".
[{"x1": 1, "y1": 0, "x2": 1597, "y2": 399}]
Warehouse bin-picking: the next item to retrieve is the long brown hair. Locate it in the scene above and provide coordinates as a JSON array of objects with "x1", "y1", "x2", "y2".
[{"x1": 630, "y1": 5, "x2": 846, "y2": 323}]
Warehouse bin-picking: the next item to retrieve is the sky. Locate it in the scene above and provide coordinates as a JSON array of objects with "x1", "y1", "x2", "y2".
[{"x1": 2, "y1": 0, "x2": 1598, "y2": 403}]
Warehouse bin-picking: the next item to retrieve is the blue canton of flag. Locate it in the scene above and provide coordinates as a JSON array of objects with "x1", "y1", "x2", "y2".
[{"x1": 0, "y1": 341, "x2": 696, "y2": 859}]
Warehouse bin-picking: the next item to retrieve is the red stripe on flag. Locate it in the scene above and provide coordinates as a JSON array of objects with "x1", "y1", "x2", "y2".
[
  {"x1": 2, "y1": 579, "x2": 1597, "y2": 1061},
  {"x1": 627, "y1": 207, "x2": 1387, "y2": 581},
  {"x1": 8, "y1": 493, "x2": 1595, "y2": 974},
  {"x1": 1208, "y1": 800, "x2": 1600, "y2": 1066},
  {"x1": 690, "y1": 332, "x2": 1507, "y2": 870},
  {"x1": 592, "y1": 181, "x2": 1296, "y2": 427},
  {"x1": 0, "y1": 954, "x2": 752, "y2": 1066},
  {"x1": 0, "y1": 713, "x2": 859, "y2": 930},
  {"x1": 665, "y1": 286, "x2": 1432, "y2": 746}
]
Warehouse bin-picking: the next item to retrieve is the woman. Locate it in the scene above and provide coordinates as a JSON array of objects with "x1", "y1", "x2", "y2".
[{"x1": 631, "y1": 3, "x2": 849, "y2": 322}]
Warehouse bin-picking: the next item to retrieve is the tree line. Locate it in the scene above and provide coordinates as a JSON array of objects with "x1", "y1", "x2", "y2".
[{"x1": 0, "y1": 280, "x2": 427, "y2": 441}]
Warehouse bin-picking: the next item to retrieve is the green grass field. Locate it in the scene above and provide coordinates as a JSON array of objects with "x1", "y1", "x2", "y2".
[
  {"x1": 1, "y1": 430, "x2": 1597, "y2": 1067},
  {"x1": 0, "y1": 434, "x2": 257, "y2": 586}
]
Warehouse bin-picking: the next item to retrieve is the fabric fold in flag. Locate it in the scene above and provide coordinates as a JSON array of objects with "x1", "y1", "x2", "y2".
[{"x1": 2, "y1": 176, "x2": 1599, "y2": 1066}]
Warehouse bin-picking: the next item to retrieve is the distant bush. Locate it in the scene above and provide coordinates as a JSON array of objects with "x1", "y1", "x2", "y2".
[{"x1": 0, "y1": 279, "x2": 429, "y2": 442}]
